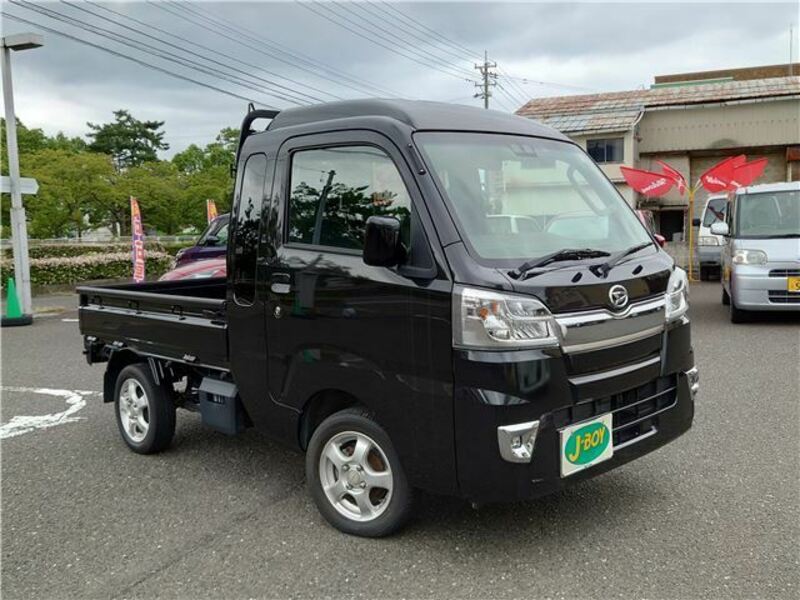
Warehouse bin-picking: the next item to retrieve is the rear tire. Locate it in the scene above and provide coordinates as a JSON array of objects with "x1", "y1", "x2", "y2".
[
  {"x1": 306, "y1": 407, "x2": 412, "y2": 537},
  {"x1": 114, "y1": 363, "x2": 176, "y2": 454},
  {"x1": 722, "y1": 287, "x2": 730, "y2": 306},
  {"x1": 700, "y1": 266, "x2": 710, "y2": 281}
]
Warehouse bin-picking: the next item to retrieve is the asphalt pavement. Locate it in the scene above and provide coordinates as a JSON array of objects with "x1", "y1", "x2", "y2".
[{"x1": 1, "y1": 284, "x2": 798, "y2": 599}]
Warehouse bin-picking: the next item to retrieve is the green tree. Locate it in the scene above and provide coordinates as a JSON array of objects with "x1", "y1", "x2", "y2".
[
  {"x1": 86, "y1": 109, "x2": 168, "y2": 170},
  {"x1": 117, "y1": 161, "x2": 188, "y2": 235},
  {"x1": 19, "y1": 149, "x2": 116, "y2": 238}
]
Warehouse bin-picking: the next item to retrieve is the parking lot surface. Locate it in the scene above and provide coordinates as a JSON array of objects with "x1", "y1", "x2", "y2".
[{"x1": 2, "y1": 283, "x2": 798, "y2": 599}]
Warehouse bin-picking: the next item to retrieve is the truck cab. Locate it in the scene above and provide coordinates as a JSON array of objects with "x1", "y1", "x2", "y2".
[{"x1": 79, "y1": 100, "x2": 697, "y2": 537}]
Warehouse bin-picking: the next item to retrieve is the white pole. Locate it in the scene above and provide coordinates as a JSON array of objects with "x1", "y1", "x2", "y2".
[{"x1": 2, "y1": 43, "x2": 33, "y2": 315}]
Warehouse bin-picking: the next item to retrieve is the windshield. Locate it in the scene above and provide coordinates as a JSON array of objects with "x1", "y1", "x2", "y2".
[
  {"x1": 736, "y1": 190, "x2": 800, "y2": 238},
  {"x1": 703, "y1": 197, "x2": 727, "y2": 227},
  {"x1": 198, "y1": 215, "x2": 230, "y2": 247},
  {"x1": 415, "y1": 132, "x2": 652, "y2": 263}
]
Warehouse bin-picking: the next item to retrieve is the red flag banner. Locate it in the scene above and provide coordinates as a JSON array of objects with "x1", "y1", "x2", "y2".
[
  {"x1": 620, "y1": 166, "x2": 677, "y2": 197},
  {"x1": 130, "y1": 196, "x2": 146, "y2": 283},
  {"x1": 654, "y1": 160, "x2": 686, "y2": 195},
  {"x1": 729, "y1": 158, "x2": 768, "y2": 189},
  {"x1": 206, "y1": 199, "x2": 218, "y2": 223},
  {"x1": 699, "y1": 155, "x2": 746, "y2": 193}
]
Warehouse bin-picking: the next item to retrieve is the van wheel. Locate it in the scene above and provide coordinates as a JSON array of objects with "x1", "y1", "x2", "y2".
[
  {"x1": 306, "y1": 408, "x2": 412, "y2": 537},
  {"x1": 722, "y1": 287, "x2": 730, "y2": 306},
  {"x1": 114, "y1": 363, "x2": 176, "y2": 454},
  {"x1": 729, "y1": 298, "x2": 749, "y2": 323}
]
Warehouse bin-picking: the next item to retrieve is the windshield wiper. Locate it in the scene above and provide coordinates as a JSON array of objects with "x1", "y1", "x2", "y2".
[
  {"x1": 590, "y1": 242, "x2": 653, "y2": 278},
  {"x1": 764, "y1": 233, "x2": 800, "y2": 238},
  {"x1": 510, "y1": 248, "x2": 611, "y2": 280}
]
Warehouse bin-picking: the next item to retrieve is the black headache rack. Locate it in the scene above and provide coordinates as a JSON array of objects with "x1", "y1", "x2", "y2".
[
  {"x1": 234, "y1": 106, "x2": 280, "y2": 174},
  {"x1": 77, "y1": 278, "x2": 229, "y2": 370}
]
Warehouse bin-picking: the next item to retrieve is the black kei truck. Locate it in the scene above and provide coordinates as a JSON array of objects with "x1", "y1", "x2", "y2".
[{"x1": 78, "y1": 100, "x2": 699, "y2": 537}]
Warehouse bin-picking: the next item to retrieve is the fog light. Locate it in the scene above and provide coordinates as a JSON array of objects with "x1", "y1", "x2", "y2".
[
  {"x1": 497, "y1": 420, "x2": 539, "y2": 463},
  {"x1": 686, "y1": 366, "x2": 699, "y2": 399}
]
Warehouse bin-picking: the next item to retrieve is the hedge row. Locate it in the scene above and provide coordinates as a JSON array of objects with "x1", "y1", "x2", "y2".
[
  {"x1": 2, "y1": 241, "x2": 192, "y2": 259},
  {"x1": 1, "y1": 251, "x2": 174, "y2": 289}
]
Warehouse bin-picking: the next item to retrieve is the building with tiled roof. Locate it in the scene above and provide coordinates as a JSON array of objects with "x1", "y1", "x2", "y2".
[{"x1": 516, "y1": 64, "x2": 800, "y2": 244}]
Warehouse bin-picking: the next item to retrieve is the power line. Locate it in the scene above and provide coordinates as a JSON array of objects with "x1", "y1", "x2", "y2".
[
  {"x1": 359, "y1": 0, "x2": 474, "y2": 65},
  {"x1": 296, "y1": 0, "x2": 474, "y2": 83},
  {"x1": 164, "y1": 0, "x2": 405, "y2": 99},
  {"x1": 58, "y1": 0, "x2": 328, "y2": 105},
  {"x1": 145, "y1": 1, "x2": 341, "y2": 102},
  {"x1": 11, "y1": 0, "x2": 314, "y2": 106},
  {"x1": 2, "y1": 11, "x2": 262, "y2": 105},
  {"x1": 375, "y1": 0, "x2": 482, "y2": 61},
  {"x1": 343, "y1": 1, "x2": 474, "y2": 76}
]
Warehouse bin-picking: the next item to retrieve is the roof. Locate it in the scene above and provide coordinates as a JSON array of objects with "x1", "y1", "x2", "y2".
[
  {"x1": 516, "y1": 76, "x2": 800, "y2": 135},
  {"x1": 267, "y1": 99, "x2": 569, "y2": 141},
  {"x1": 736, "y1": 181, "x2": 800, "y2": 195}
]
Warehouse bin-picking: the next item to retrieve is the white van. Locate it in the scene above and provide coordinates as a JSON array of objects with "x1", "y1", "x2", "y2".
[{"x1": 694, "y1": 193, "x2": 728, "y2": 280}]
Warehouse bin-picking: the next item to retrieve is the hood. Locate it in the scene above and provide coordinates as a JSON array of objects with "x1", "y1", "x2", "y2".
[{"x1": 443, "y1": 243, "x2": 673, "y2": 314}]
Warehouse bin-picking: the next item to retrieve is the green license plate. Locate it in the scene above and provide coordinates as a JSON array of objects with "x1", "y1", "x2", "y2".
[{"x1": 560, "y1": 413, "x2": 614, "y2": 477}]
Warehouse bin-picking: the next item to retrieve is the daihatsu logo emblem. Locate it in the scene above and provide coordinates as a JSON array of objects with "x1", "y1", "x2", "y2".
[{"x1": 609, "y1": 285, "x2": 629, "y2": 309}]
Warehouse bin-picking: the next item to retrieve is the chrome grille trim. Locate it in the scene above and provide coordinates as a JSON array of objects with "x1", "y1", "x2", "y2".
[
  {"x1": 569, "y1": 355, "x2": 661, "y2": 386},
  {"x1": 556, "y1": 296, "x2": 666, "y2": 355}
]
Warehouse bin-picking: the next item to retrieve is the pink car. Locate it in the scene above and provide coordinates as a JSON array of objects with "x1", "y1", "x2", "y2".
[{"x1": 159, "y1": 258, "x2": 226, "y2": 281}]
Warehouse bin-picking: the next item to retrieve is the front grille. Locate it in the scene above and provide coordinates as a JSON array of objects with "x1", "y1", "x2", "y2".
[
  {"x1": 769, "y1": 269, "x2": 800, "y2": 277},
  {"x1": 768, "y1": 290, "x2": 800, "y2": 304},
  {"x1": 552, "y1": 375, "x2": 677, "y2": 446}
]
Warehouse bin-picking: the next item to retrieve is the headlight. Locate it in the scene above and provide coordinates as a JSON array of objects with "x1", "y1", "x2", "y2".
[
  {"x1": 665, "y1": 267, "x2": 689, "y2": 322},
  {"x1": 698, "y1": 236, "x2": 720, "y2": 246},
  {"x1": 453, "y1": 285, "x2": 558, "y2": 350},
  {"x1": 732, "y1": 249, "x2": 767, "y2": 265}
]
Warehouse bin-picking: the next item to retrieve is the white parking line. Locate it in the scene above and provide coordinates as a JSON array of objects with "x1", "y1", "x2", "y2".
[{"x1": 0, "y1": 387, "x2": 99, "y2": 440}]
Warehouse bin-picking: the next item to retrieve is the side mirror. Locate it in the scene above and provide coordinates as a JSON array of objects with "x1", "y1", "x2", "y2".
[
  {"x1": 692, "y1": 218, "x2": 701, "y2": 227},
  {"x1": 203, "y1": 235, "x2": 220, "y2": 246},
  {"x1": 363, "y1": 216, "x2": 404, "y2": 267},
  {"x1": 654, "y1": 233, "x2": 666, "y2": 248},
  {"x1": 710, "y1": 222, "x2": 729, "y2": 236}
]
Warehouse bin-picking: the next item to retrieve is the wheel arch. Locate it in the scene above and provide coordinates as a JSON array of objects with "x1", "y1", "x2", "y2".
[
  {"x1": 103, "y1": 349, "x2": 147, "y2": 403},
  {"x1": 298, "y1": 389, "x2": 365, "y2": 450}
]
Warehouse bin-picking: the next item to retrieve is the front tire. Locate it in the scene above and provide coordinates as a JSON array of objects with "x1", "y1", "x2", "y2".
[
  {"x1": 722, "y1": 286, "x2": 730, "y2": 306},
  {"x1": 114, "y1": 363, "x2": 176, "y2": 454},
  {"x1": 306, "y1": 408, "x2": 412, "y2": 537}
]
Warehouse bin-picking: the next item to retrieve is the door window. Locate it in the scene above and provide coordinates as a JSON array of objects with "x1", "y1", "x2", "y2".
[
  {"x1": 287, "y1": 146, "x2": 411, "y2": 251},
  {"x1": 231, "y1": 154, "x2": 267, "y2": 305}
]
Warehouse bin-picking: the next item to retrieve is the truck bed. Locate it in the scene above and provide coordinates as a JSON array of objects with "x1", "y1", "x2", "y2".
[{"x1": 78, "y1": 278, "x2": 229, "y2": 370}]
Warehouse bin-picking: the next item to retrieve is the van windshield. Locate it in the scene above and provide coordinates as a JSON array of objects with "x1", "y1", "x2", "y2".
[
  {"x1": 736, "y1": 190, "x2": 800, "y2": 238},
  {"x1": 415, "y1": 132, "x2": 652, "y2": 263}
]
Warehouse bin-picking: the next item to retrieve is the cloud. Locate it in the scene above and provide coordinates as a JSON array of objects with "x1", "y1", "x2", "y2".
[{"x1": 1, "y1": 1, "x2": 796, "y2": 155}]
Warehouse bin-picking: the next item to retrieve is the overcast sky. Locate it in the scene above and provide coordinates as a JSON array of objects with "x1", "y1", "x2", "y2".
[{"x1": 2, "y1": 1, "x2": 797, "y2": 156}]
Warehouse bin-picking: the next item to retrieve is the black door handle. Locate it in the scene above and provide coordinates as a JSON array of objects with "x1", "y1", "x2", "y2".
[{"x1": 270, "y1": 272, "x2": 291, "y2": 295}]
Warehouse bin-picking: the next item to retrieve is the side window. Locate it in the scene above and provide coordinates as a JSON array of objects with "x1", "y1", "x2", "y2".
[
  {"x1": 287, "y1": 146, "x2": 411, "y2": 251},
  {"x1": 231, "y1": 154, "x2": 267, "y2": 304}
]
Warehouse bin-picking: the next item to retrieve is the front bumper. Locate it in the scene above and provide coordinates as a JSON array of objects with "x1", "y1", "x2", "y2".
[
  {"x1": 453, "y1": 320, "x2": 696, "y2": 503},
  {"x1": 731, "y1": 265, "x2": 800, "y2": 311},
  {"x1": 697, "y1": 245, "x2": 722, "y2": 266}
]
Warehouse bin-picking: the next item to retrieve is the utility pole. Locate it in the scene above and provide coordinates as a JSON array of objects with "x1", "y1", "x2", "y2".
[
  {"x1": 2, "y1": 33, "x2": 44, "y2": 323},
  {"x1": 474, "y1": 50, "x2": 497, "y2": 109}
]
